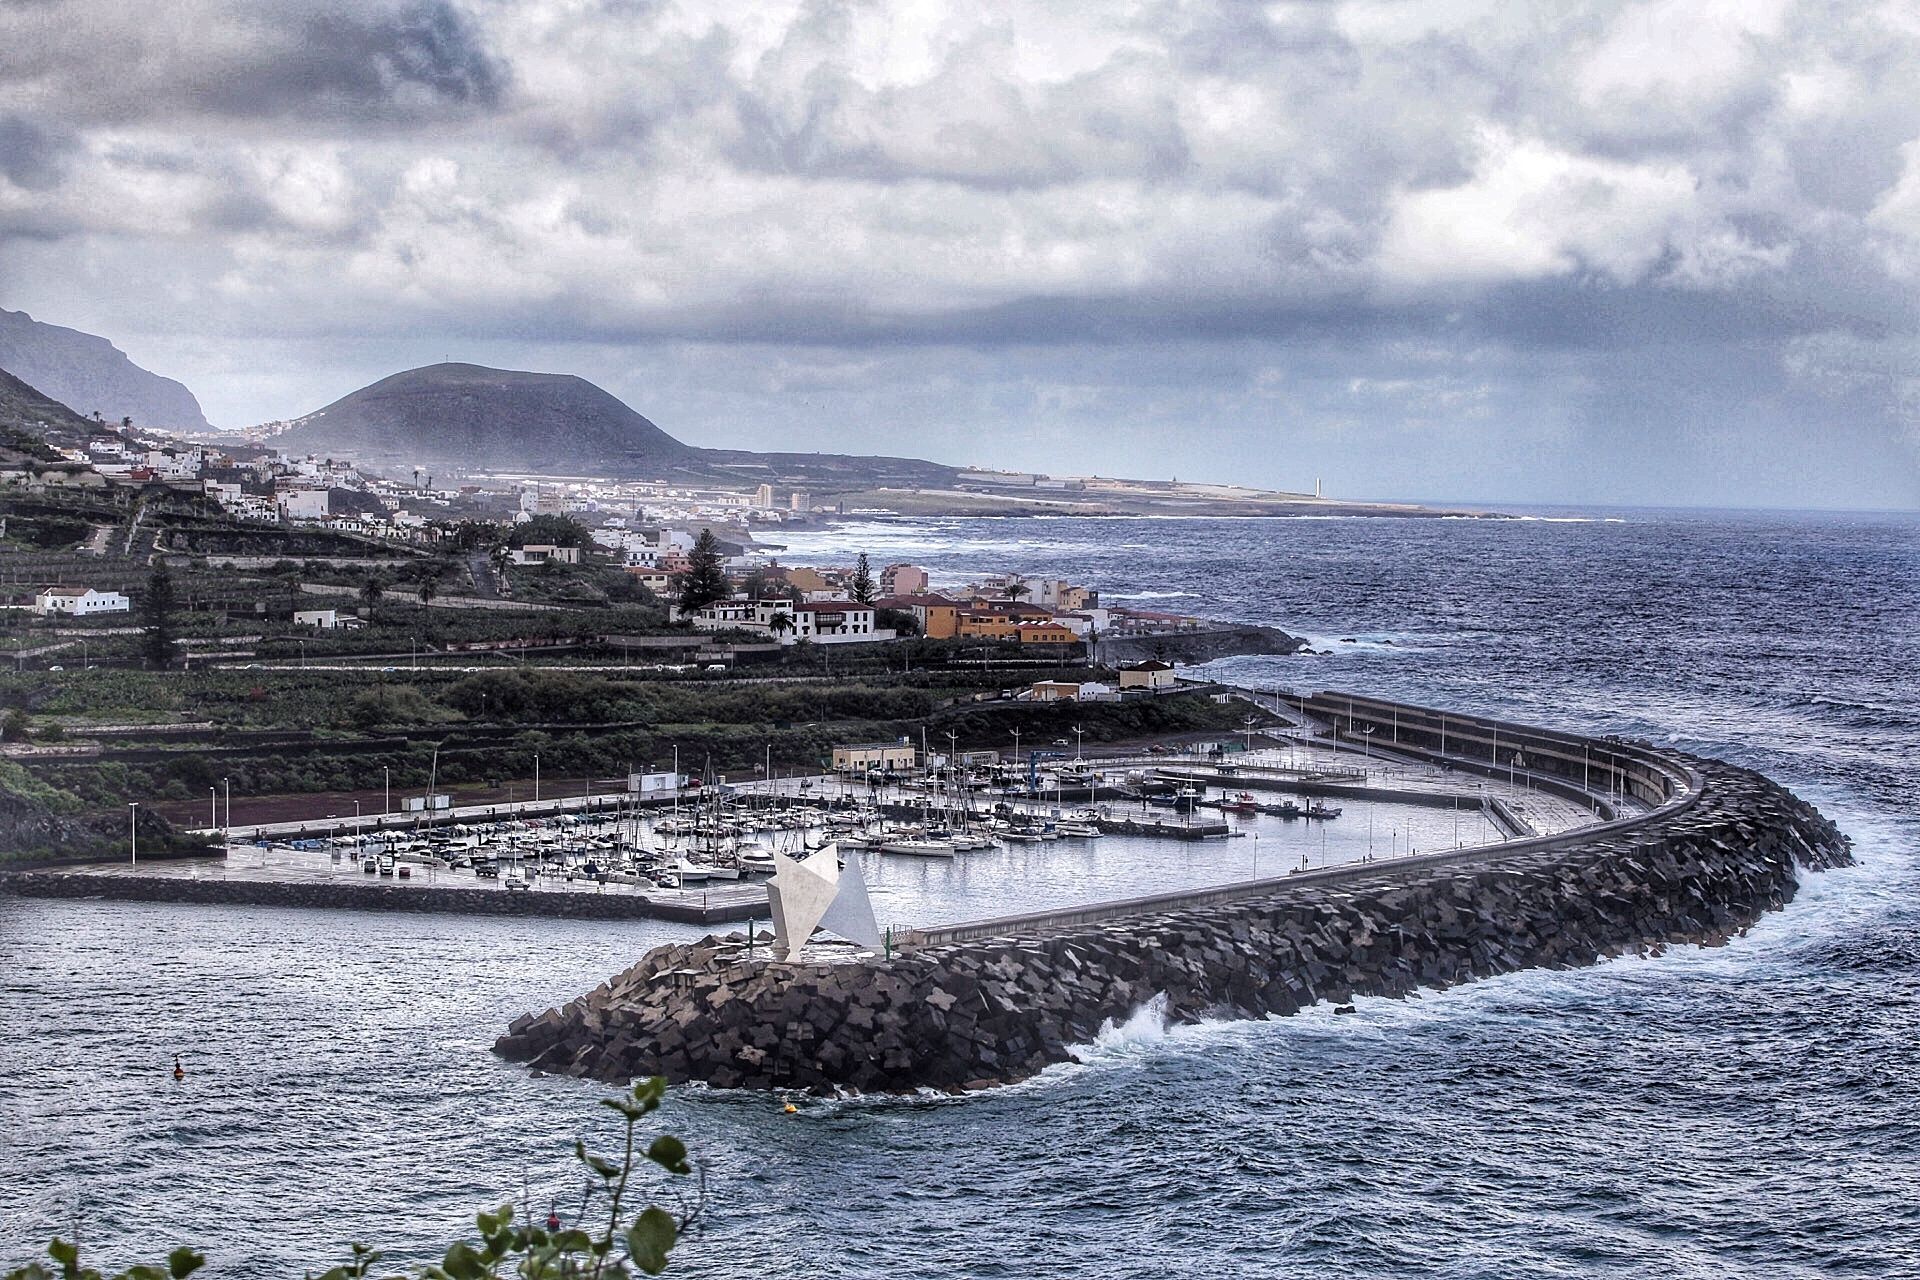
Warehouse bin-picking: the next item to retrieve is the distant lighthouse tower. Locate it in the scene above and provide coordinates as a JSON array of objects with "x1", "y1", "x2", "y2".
[{"x1": 1315, "y1": 477, "x2": 1323, "y2": 499}]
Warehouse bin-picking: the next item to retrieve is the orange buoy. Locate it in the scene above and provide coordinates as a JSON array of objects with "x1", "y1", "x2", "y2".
[{"x1": 172, "y1": 1055, "x2": 185, "y2": 1082}]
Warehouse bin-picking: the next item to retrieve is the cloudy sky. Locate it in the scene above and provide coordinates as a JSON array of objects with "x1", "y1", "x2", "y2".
[{"x1": 3, "y1": 0, "x2": 1918, "y2": 508}]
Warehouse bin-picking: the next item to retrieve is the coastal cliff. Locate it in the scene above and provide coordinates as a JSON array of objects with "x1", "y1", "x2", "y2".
[{"x1": 496, "y1": 726, "x2": 1850, "y2": 1093}]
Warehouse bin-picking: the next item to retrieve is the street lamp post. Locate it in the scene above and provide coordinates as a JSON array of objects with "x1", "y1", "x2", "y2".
[
  {"x1": 534, "y1": 753, "x2": 541, "y2": 805},
  {"x1": 383, "y1": 766, "x2": 391, "y2": 817},
  {"x1": 128, "y1": 802, "x2": 137, "y2": 866}
]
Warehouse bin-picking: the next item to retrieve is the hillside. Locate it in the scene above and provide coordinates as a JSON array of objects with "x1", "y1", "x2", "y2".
[
  {"x1": 273, "y1": 362, "x2": 958, "y2": 489},
  {"x1": 274, "y1": 363, "x2": 700, "y2": 476},
  {"x1": 0, "y1": 366, "x2": 108, "y2": 462},
  {"x1": 0, "y1": 307, "x2": 210, "y2": 431}
]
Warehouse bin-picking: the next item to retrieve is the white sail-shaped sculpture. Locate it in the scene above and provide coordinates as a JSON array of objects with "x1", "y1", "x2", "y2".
[
  {"x1": 767, "y1": 843, "x2": 882, "y2": 959},
  {"x1": 817, "y1": 850, "x2": 881, "y2": 952}
]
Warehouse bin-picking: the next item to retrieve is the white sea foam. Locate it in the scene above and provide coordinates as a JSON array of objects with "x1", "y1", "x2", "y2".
[{"x1": 1067, "y1": 992, "x2": 1173, "y2": 1062}]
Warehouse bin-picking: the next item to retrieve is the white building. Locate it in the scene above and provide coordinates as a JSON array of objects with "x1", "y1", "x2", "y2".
[
  {"x1": 293, "y1": 609, "x2": 344, "y2": 629},
  {"x1": 508, "y1": 544, "x2": 581, "y2": 566},
  {"x1": 34, "y1": 586, "x2": 131, "y2": 617},
  {"x1": 679, "y1": 597, "x2": 895, "y2": 645},
  {"x1": 781, "y1": 601, "x2": 890, "y2": 642},
  {"x1": 279, "y1": 487, "x2": 331, "y2": 521}
]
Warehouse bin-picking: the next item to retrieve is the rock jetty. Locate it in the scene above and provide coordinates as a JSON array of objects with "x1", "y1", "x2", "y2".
[{"x1": 496, "y1": 742, "x2": 1850, "y2": 1094}]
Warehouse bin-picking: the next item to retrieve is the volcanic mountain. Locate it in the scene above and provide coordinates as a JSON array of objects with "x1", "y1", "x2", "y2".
[
  {"x1": 273, "y1": 362, "x2": 958, "y2": 489},
  {"x1": 274, "y1": 363, "x2": 699, "y2": 475}
]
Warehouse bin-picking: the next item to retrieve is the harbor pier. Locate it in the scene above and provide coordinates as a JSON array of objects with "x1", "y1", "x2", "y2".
[{"x1": 496, "y1": 691, "x2": 1851, "y2": 1093}]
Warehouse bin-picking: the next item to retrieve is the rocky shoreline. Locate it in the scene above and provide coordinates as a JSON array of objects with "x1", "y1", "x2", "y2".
[
  {"x1": 496, "y1": 740, "x2": 1850, "y2": 1094},
  {"x1": 1099, "y1": 623, "x2": 1306, "y2": 665}
]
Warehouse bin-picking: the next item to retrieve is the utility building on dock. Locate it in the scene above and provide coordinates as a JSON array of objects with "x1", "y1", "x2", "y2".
[{"x1": 831, "y1": 741, "x2": 919, "y2": 774}]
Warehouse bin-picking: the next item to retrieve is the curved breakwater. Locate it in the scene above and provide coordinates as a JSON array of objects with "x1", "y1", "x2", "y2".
[{"x1": 495, "y1": 692, "x2": 1853, "y2": 1093}]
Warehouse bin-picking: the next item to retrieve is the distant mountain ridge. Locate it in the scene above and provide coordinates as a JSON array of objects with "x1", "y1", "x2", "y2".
[
  {"x1": 273, "y1": 361, "x2": 958, "y2": 489},
  {"x1": 0, "y1": 307, "x2": 210, "y2": 432}
]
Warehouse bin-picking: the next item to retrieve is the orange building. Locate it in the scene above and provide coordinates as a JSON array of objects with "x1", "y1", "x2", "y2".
[
  {"x1": 877, "y1": 594, "x2": 961, "y2": 639},
  {"x1": 953, "y1": 610, "x2": 1078, "y2": 645}
]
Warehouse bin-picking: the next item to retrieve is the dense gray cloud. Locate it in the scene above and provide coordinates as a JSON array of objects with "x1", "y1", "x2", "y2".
[
  {"x1": 0, "y1": 0, "x2": 505, "y2": 124},
  {"x1": 0, "y1": 0, "x2": 1916, "y2": 507}
]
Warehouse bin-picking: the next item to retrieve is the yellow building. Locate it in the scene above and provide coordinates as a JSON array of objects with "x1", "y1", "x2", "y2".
[
  {"x1": 1015, "y1": 622, "x2": 1078, "y2": 645},
  {"x1": 830, "y1": 741, "x2": 919, "y2": 773},
  {"x1": 1118, "y1": 659, "x2": 1177, "y2": 690}
]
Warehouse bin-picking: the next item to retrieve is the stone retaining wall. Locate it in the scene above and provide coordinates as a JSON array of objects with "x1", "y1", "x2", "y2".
[
  {"x1": 496, "y1": 739, "x2": 1850, "y2": 1094},
  {"x1": 2, "y1": 871, "x2": 756, "y2": 923}
]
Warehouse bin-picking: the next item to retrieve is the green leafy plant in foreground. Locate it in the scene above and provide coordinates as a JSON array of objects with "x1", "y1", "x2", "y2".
[{"x1": 5, "y1": 1079, "x2": 699, "y2": 1280}]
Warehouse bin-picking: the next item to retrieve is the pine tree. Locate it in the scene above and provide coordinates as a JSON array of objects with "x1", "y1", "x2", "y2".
[
  {"x1": 851, "y1": 552, "x2": 876, "y2": 604},
  {"x1": 677, "y1": 528, "x2": 731, "y2": 613},
  {"x1": 142, "y1": 563, "x2": 179, "y2": 668}
]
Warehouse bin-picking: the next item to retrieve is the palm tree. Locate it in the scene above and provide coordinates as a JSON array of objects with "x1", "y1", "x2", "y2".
[
  {"x1": 418, "y1": 578, "x2": 438, "y2": 608},
  {"x1": 360, "y1": 575, "x2": 384, "y2": 622},
  {"x1": 768, "y1": 611, "x2": 794, "y2": 642},
  {"x1": 1002, "y1": 579, "x2": 1030, "y2": 603}
]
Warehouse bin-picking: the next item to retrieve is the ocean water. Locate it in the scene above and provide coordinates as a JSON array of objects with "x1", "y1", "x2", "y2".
[{"x1": 3, "y1": 508, "x2": 1917, "y2": 1279}]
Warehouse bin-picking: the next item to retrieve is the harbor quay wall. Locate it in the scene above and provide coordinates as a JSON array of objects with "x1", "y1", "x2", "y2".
[
  {"x1": 1, "y1": 871, "x2": 762, "y2": 924},
  {"x1": 495, "y1": 711, "x2": 1851, "y2": 1094}
]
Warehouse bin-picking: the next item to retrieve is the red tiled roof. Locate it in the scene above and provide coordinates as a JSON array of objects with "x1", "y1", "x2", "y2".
[{"x1": 875, "y1": 593, "x2": 955, "y2": 608}]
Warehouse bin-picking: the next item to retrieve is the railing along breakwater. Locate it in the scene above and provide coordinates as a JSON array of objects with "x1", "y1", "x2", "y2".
[{"x1": 496, "y1": 696, "x2": 1853, "y2": 1094}]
